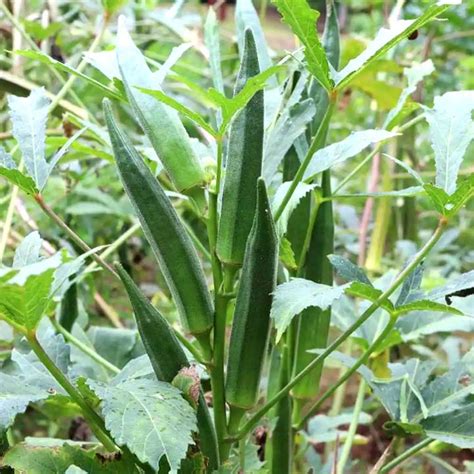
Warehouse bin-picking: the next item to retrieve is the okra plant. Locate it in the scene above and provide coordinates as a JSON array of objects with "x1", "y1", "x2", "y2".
[{"x1": 0, "y1": 0, "x2": 473, "y2": 472}]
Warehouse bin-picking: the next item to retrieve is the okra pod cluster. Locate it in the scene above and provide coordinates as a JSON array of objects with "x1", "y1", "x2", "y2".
[
  {"x1": 226, "y1": 179, "x2": 278, "y2": 410},
  {"x1": 103, "y1": 99, "x2": 214, "y2": 351},
  {"x1": 216, "y1": 28, "x2": 264, "y2": 266}
]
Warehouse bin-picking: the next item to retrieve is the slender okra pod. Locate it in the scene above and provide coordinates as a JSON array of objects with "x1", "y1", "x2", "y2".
[
  {"x1": 116, "y1": 265, "x2": 219, "y2": 471},
  {"x1": 226, "y1": 179, "x2": 278, "y2": 411},
  {"x1": 103, "y1": 99, "x2": 214, "y2": 354},
  {"x1": 216, "y1": 28, "x2": 264, "y2": 266},
  {"x1": 116, "y1": 18, "x2": 206, "y2": 192}
]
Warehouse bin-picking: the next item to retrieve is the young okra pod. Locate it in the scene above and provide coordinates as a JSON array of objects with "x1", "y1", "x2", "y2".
[
  {"x1": 226, "y1": 179, "x2": 278, "y2": 410},
  {"x1": 216, "y1": 28, "x2": 264, "y2": 266},
  {"x1": 104, "y1": 99, "x2": 214, "y2": 348},
  {"x1": 116, "y1": 265, "x2": 219, "y2": 471},
  {"x1": 116, "y1": 19, "x2": 206, "y2": 192}
]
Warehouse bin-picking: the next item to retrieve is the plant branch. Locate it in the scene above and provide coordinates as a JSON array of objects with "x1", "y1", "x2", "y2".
[
  {"x1": 51, "y1": 318, "x2": 120, "y2": 375},
  {"x1": 230, "y1": 217, "x2": 447, "y2": 441},
  {"x1": 34, "y1": 194, "x2": 118, "y2": 278},
  {"x1": 26, "y1": 332, "x2": 117, "y2": 451},
  {"x1": 379, "y1": 438, "x2": 433, "y2": 473}
]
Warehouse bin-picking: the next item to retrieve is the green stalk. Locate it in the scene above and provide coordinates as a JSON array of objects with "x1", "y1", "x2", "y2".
[
  {"x1": 34, "y1": 194, "x2": 117, "y2": 277},
  {"x1": 274, "y1": 99, "x2": 336, "y2": 222},
  {"x1": 51, "y1": 318, "x2": 120, "y2": 375},
  {"x1": 230, "y1": 218, "x2": 447, "y2": 441},
  {"x1": 207, "y1": 190, "x2": 223, "y2": 286},
  {"x1": 380, "y1": 438, "x2": 433, "y2": 473},
  {"x1": 26, "y1": 333, "x2": 116, "y2": 452},
  {"x1": 336, "y1": 379, "x2": 366, "y2": 474},
  {"x1": 297, "y1": 315, "x2": 397, "y2": 428}
]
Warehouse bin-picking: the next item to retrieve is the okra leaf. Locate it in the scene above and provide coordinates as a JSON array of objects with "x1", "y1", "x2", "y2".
[
  {"x1": 427, "y1": 270, "x2": 474, "y2": 304},
  {"x1": 394, "y1": 300, "x2": 463, "y2": 317},
  {"x1": 328, "y1": 254, "x2": 372, "y2": 286},
  {"x1": 16, "y1": 50, "x2": 123, "y2": 100},
  {"x1": 333, "y1": 1, "x2": 456, "y2": 89},
  {"x1": 137, "y1": 87, "x2": 217, "y2": 136},
  {"x1": 271, "y1": 278, "x2": 349, "y2": 342},
  {"x1": 345, "y1": 281, "x2": 394, "y2": 314},
  {"x1": 336, "y1": 186, "x2": 423, "y2": 199},
  {"x1": 396, "y1": 263, "x2": 423, "y2": 306},
  {"x1": 303, "y1": 129, "x2": 397, "y2": 181},
  {"x1": 384, "y1": 60, "x2": 435, "y2": 129},
  {"x1": 204, "y1": 9, "x2": 224, "y2": 94},
  {"x1": 424, "y1": 184, "x2": 449, "y2": 214},
  {"x1": 0, "y1": 373, "x2": 47, "y2": 431},
  {"x1": 4, "y1": 441, "x2": 137, "y2": 473},
  {"x1": 272, "y1": 0, "x2": 332, "y2": 91},
  {"x1": 424, "y1": 90, "x2": 474, "y2": 195},
  {"x1": 8, "y1": 88, "x2": 49, "y2": 190},
  {"x1": 89, "y1": 376, "x2": 196, "y2": 471},
  {"x1": 0, "y1": 147, "x2": 38, "y2": 195},
  {"x1": 263, "y1": 98, "x2": 316, "y2": 182},
  {"x1": 13, "y1": 231, "x2": 43, "y2": 268},
  {"x1": 271, "y1": 181, "x2": 316, "y2": 237}
]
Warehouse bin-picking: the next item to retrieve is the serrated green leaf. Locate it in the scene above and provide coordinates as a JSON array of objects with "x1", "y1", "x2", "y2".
[
  {"x1": 424, "y1": 90, "x2": 474, "y2": 195},
  {"x1": 444, "y1": 174, "x2": 474, "y2": 216},
  {"x1": 272, "y1": 0, "x2": 332, "y2": 91},
  {"x1": 345, "y1": 281, "x2": 394, "y2": 313},
  {"x1": 303, "y1": 129, "x2": 397, "y2": 180},
  {"x1": 13, "y1": 231, "x2": 42, "y2": 268},
  {"x1": 0, "y1": 146, "x2": 38, "y2": 195},
  {"x1": 279, "y1": 237, "x2": 297, "y2": 271},
  {"x1": 8, "y1": 88, "x2": 50, "y2": 190},
  {"x1": 424, "y1": 183, "x2": 449, "y2": 214},
  {"x1": 333, "y1": 2, "x2": 455, "y2": 89},
  {"x1": 427, "y1": 270, "x2": 474, "y2": 303},
  {"x1": 271, "y1": 278, "x2": 349, "y2": 342},
  {"x1": 328, "y1": 254, "x2": 372, "y2": 286},
  {"x1": 89, "y1": 376, "x2": 196, "y2": 471},
  {"x1": 395, "y1": 300, "x2": 462, "y2": 316}
]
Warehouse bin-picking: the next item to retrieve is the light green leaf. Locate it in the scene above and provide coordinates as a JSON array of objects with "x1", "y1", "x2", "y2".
[
  {"x1": 303, "y1": 129, "x2": 397, "y2": 180},
  {"x1": 395, "y1": 300, "x2": 463, "y2": 316},
  {"x1": 0, "y1": 373, "x2": 47, "y2": 430},
  {"x1": 424, "y1": 183, "x2": 449, "y2": 214},
  {"x1": 345, "y1": 281, "x2": 395, "y2": 313},
  {"x1": 263, "y1": 98, "x2": 316, "y2": 182},
  {"x1": 271, "y1": 278, "x2": 349, "y2": 342},
  {"x1": 16, "y1": 50, "x2": 123, "y2": 100},
  {"x1": 333, "y1": 2, "x2": 455, "y2": 89},
  {"x1": 427, "y1": 270, "x2": 474, "y2": 303},
  {"x1": 444, "y1": 174, "x2": 474, "y2": 216},
  {"x1": 13, "y1": 231, "x2": 42, "y2": 268},
  {"x1": 8, "y1": 88, "x2": 50, "y2": 190},
  {"x1": 328, "y1": 254, "x2": 372, "y2": 286},
  {"x1": 396, "y1": 263, "x2": 423, "y2": 306},
  {"x1": 384, "y1": 60, "x2": 435, "y2": 129},
  {"x1": 0, "y1": 146, "x2": 38, "y2": 194},
  {"x1": 272, "y1": 0, "x2": 332, "y2": 91},
  {"x1": 204, "y1": 9, "x2": 224, "y2": 94},
  {"x1": 102, "y1": 0, "x2": 129, "y2": 14},
  {"x1": 424, "y1": 90, "x2": 474, "y2": 195},
  {"x1": 89, "y1": 375, "x2": 196, "y2": 471},
  {"x1": 271, "y1": 181, "x2": 316, "y2": 237}
]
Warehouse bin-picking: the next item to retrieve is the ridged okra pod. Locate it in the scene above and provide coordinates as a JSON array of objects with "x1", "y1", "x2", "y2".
[
  {"x1": 116, "y1": 19, "x2": 206, "y2": 192},
  {"x1": 226, "y1": 179, "x2": 278, "y2": 409},
  {"x1": 291, "y1": 0, "x2": 339, "y2": 403},
  {"x1": 103, "y1": 99, "x2": 214, "y2": 346},
  {"x1": 216, "y1": 28, "x2": 264, "y2": 266},
  {"x1": 116, "y1": 265, "x2": 219, "y2": 471}
]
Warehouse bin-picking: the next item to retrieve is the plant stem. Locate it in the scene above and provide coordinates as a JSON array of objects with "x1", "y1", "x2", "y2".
[
  {"x1": 207, "y1": 191, "x2": 223, "y2": 286},
  {"x1": 379, "y1": 438, "x2": 433, "y2": 473},
  {"x1": 211, "y1": 266, "x2": 235, "y2": 461},
  {"x1": 34, "y1": 194, "x2": 118, "y2": 278},
  {"x1": 230, "y1": 218, "x2": 447, "y2": 441},
  {"x1": 215, "y1": 137, "x2": 224, "y2": 196},
  {"x1": 84, "y1": 222, "x2": 141, "y2": 274},
  {"x1": 274, "y1": 100, "x2": 335, "y2": 222},
  {"x1": 26, "y1": 332, "x2": 116, "y2": 451},
  {"x1": 336, "y1": 379, "x2": 366, "y2": 474},
  {"x1": 298, "y1": 316, "x2": 397, "y2": 428},
  {"x1": 296, "y1": 191, "x2": 320, "y2": 276},
  {"x1": 51, "y1": 318, "x2": 120, "y2": 374}
]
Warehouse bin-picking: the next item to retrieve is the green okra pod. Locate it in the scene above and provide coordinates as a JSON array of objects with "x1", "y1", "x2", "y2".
[
  {"x1": 104, "y1": 99, "x2": 214, "y2": 345},
  {"x1": 216, "y1": 28, "x2": 264, "y2": 266},
  {"x1": 116, "y1": 265, "x2": 219, "y2": 471},
  {"x1": 226, "y1": 179, "x2": 278, "y2": 410},
  {"x1": 116, "y1": 19, "x2": 206, "y2": 192}
]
